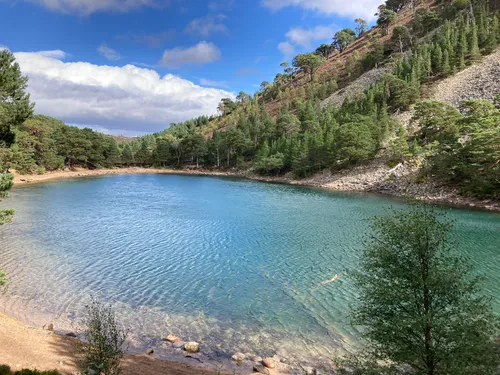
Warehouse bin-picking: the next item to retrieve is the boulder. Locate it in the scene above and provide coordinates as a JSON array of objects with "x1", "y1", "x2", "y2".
[
  {"x1": 231, "y1": 352, "x2": 246, "y2": 362},
  {"x1": 43, "y1": 323, "x2": 54, "y2": 331},
  {"x1": 253, "y1": 364, "x2": 270, "y2": 374},
  {"x1": 166, "y1": 334, "x2": 181, "y2": 343},
  {"x1": 66, "y1": 332, "x2": 77, "y2": 337},
  {"x1": 184, "y1": 342, "x2": 200, "y2": 353},
  {"x1": 253, "y1": 356, "x2": 263, "y2": 363},
  {"x1": 146, "y1": 348, "x2": 154, "y2": 355},
  {"x1": 262, "y1": 357, "x2": 276, "y2": 369}
]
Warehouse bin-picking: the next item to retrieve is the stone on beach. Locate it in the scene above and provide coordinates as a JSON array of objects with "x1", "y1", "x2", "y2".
[
  {"x1": 262, "y1": 357, "x2": 276, "y2": 369},
  {"x1": 184, "y1": 341, "x2": 200, "y2": 353},
  {"x1": 146, "y1": 348, "x2": 154, "y2": 355},
  {"x1": 231, "y1": 352, "x2": 246, "y2": 361},
  {"x1": 43, "y1": 323, "x2": 54, "y2": 331}
]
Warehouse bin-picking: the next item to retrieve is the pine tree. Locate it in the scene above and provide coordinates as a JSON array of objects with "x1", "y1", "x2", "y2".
[
  {"x1": 442, "y1": 49, "x2": 451, "y2": 76},
  {"x1": 352, "y1": 207, "x2": 500, "y2": 375},
  {"x1": 470, "y1": 23, "x2": 481, "y2": 60},
  {"x1": 432, "y1": 44, "x2": 443, "y2": 73}
]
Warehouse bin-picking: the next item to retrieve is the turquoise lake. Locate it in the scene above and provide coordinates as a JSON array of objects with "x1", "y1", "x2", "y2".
[{"x1": 0, "y1": 174, "x2": 499, "y2": 368}]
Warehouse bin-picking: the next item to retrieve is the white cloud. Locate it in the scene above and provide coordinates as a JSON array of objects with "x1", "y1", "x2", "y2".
[
  {"x1": 159, "y1": 41, "x2": 221, "y2": 68},
  {"x1": 22, "y1": 0, "x2": 162, "y2": 15},
  {"x1": 286, "y1": 25, "x2": 334, "y2": 48},
  {"x1": 185, "y1": 14, "x2": 228, "y2": 37},
  {"x1": 278, "y1": 41, "x2": 295, "y2": 59},
  {"x1": 14, "y1": 51, "x2": 234, "y2": 134},
  {"x1": 200, "y1": 78, "x2": 228, "y2": 88},
  {"x1": 278, "y1": 24, "x2": 334, "y2": 58},
  {"x1": 97, "y1": 43, "x2": 122, "y2": 61},
  {"x1": 36, "y1": 50, "x2": 68, "y2": 59},
  {"x1": 261, "y1": 0, "x2": 379, "y2": 20}
]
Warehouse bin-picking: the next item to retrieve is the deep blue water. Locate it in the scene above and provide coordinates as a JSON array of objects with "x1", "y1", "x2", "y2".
[{"x1": 0, "y1": 174, "x2": 499, "y2": 368}]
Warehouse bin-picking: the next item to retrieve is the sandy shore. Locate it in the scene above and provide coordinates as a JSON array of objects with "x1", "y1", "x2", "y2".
[
  {"x1": 0, "y1": 312, "x2": 235, "y2": 375},
  {"x1": 12, "y1": 166, "x2": 499, "y2": 212},
  {"x1": 12, "y1": 167, "x2": 232, "y2": 185}
]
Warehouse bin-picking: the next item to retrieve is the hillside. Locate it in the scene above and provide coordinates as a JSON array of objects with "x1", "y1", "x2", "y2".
[{"x1": 1, "y1": 0, "x2": 499, "y2": 209}]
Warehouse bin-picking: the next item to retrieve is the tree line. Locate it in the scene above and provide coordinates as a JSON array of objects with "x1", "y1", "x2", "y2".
[{"x1": 0, "y1": 0, "x2": 498, "y2": 201}]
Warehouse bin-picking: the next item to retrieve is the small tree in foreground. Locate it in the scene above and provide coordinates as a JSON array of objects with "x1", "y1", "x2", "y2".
[
  {"x1": 349, "y1": 206, "x2": 499, "y2": 375},
  {"x1": 80, "y1": 297, "x2": 127, "y2": 375}
]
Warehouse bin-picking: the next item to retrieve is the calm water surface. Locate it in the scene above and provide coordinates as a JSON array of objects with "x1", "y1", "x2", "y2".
[{"x1": 0, "y1": 174, "x2": 499, "y2": 368}]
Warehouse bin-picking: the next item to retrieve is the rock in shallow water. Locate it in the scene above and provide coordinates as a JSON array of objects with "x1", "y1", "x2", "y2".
[
  {"x1": 172, "y1": 341, "x2": 185, "y2": 349},
  {"x1": 166, "y1": 334, "x2": 181, "y2": 343},
  {"x1": 231, "y1": 352, "x2": 246, "y2": 361},
  {"x1": 146, "y1": 348, "x2": 154, "y2": 355},
  {"x1": 184, "y1": 342, "x2": 200, "y2": 353}
]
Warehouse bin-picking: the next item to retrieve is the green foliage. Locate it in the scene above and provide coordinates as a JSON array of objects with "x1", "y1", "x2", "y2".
[
  {"x1": 351, "y1": 206, "x2": 499, "y2": 375},
  {"x1": 255, "y1": 152, "x2": 285, "y2": 175},
  {"x1": 412, "y1": 101, "x2": 462, "y2": 144},
  {"x1": 0, "y1": 366, "x2": 60, "y2": 375},
  {"x1": 315, "y1": 44, "x2": 334, "y2": 58},
  {"x1": 0, "y1": 50, "x2": 34, "y2": 147},
  {"x1": 292, "y1": 53, "x2": 325, "y2": 81},
  {"x1": 354, "y1": 18, "x2": 368, "y2": 37},
  {"x1": 333, "y1": 28, "x2": 357, "y2": 53},
  {"x1": 80, "y1": 297, "x2": 127, "y2": 375},
  {"x1": 389, "y1": 25, "x2": 411, "y2": 53},
  {"x1": 376, "y1": 5, "x2": 397, "y2": 34},
  {"x1": 412, "y1": 98, "x2": 500, "y2": 197}
]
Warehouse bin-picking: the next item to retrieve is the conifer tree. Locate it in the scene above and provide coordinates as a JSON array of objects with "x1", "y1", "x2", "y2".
[
  {"x1": 352, "y1": 207, "x2": 499, "y2": 375},
  {"x1": 470, "y1": 23, "x2": 481, "y2": 60}
]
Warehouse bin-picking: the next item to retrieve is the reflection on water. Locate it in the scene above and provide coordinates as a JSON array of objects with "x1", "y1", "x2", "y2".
[{"x1": 0, "y1": 174, "x2": 499, "y2": 371}]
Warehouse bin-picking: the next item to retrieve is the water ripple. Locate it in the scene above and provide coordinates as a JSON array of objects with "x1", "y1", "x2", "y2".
[{"x1": 0, "y1": 174, "x2": 499, "y2": 371}]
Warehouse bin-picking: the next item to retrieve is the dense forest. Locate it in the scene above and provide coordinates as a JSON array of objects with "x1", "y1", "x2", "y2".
[{"x1": 1, "y1": 0, "x2": 499, "y2": 198}]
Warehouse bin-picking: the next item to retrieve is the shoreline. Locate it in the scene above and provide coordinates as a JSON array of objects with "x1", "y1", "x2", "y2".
[
  {"x1": 12, "y1": 166, "x2": 500, "y2": 212},
  {"x1": 0, "y1": 311, "x2": 244, "y2": 375}
]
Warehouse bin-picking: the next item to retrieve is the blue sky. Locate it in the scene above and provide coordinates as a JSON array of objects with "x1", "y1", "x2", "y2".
[{"x1": 0, "y1": 0, "x2": 379, "y2": 136}]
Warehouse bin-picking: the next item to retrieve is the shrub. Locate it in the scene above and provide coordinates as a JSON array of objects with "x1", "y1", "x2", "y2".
[{"x1": 79, "y1": 297, "x2": 127, "y2": 375}]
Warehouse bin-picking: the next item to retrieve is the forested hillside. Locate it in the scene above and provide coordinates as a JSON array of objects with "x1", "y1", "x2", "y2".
[{"x1": 1, "y1": 0, "x2": 499, "y2": 199}]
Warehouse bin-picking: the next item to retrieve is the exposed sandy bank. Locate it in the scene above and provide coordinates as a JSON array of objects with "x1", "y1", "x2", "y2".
[{"x1": 0, "y1": 312, "x2": 234, "y2": 375}]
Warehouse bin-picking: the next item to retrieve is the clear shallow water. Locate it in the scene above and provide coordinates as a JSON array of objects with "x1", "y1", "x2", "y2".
[{"x1": 0, "y1": 174, "x2": 499, "y2": 369}]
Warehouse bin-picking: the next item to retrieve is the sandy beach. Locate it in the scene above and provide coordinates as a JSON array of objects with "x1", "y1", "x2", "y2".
[{"x1": 0, "y1": 312, "x2": 237, "y2": 375}]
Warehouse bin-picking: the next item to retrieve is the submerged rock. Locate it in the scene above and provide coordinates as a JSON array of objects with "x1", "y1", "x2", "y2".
[
  {"x1": 231, "y1": 352, "x2": 246, "y2": 361},
  {"x1": 262, "y1": 357, "x2": 276, "y2": 369},
  {"x1": 184, "y1": 342, "x2": 200, "y2": 353},
  {"x1": 166, "y1": 334, "x2": 181, "y2": 343},
  {"x1": 65, "y1": 332, "x2": 77, "y2": 337},
  {"x1": 172, "y1": 341, "x2": 185, "y2": 349}
]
